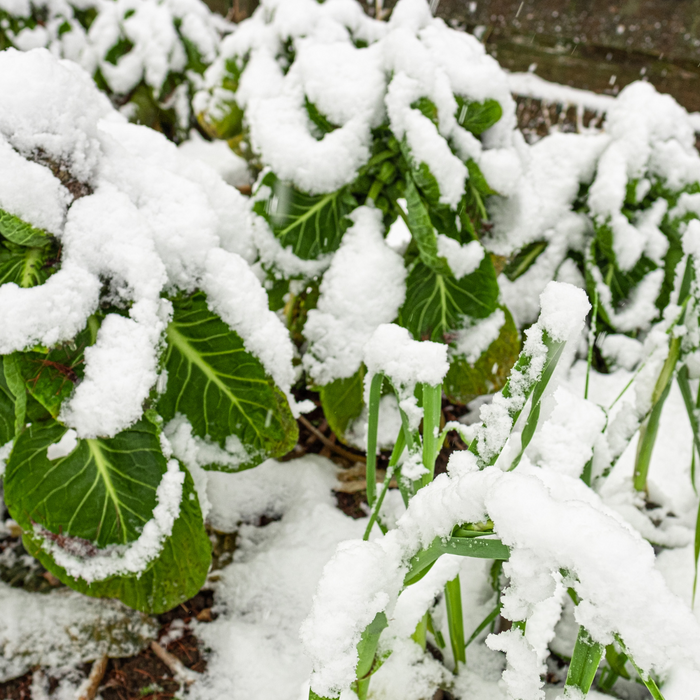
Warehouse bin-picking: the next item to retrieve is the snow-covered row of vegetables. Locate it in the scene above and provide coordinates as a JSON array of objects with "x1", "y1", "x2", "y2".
[
  {"x1": 1, "y1": 0, "x2": 700, "y2": 697},
  {"x1": 0, "y1": 0, "x2": 229, "y2": 141}
]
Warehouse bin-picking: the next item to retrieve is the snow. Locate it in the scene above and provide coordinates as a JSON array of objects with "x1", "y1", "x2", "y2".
[
  {"x1": 0, "y1": 49, "x2": 293, "y2": 439},
  {"x1": 46, "y1": 429, "x2": 78, "y2": 460},
  {"x1": 198, "y1": 0, "x2": 519, "y2": 199},
  {"x1": 436, "y1": 235, "x2": 485, "y2": 279},
  {"x1": 452, "y1": 308, "x2": 506, "y2": 364},
  {"x1": 303, "y1": 207, "x2": 407, "y2": 385},
  {"x1": 0, "y1": 581, "x2": 156, "y2": 682},
  {"x1": 178, "y1": 133, "x2": 251, "y2": 188}
]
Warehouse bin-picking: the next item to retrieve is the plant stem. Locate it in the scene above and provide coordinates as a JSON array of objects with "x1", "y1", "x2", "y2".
[
  {"x1": 584, "y1": 289, "x2": 598, "y2": 401},
  {"x1": 363, "y1": 430, "x2": 406, "y2": 541},
  {"x1": 366, "y1": 372, "x2": 384, "y2": 507},
  {"x1": 565, "y1": 625, "x2": 604, "y2": 694},
  {"x1": 445, "y1": 576, "x2": 466, "y2": 672},
  {"x1": 421, "y1": 383, "x2": 442, "y2": 489}
]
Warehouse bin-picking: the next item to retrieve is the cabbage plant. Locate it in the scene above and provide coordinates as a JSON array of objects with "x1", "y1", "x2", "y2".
[
  {"x1": 196, "y1": 0, "x2": 524, "y2": 439},
  {"x1": 0, "y1": 0, "x2": 228, "y2": 141},
  {"x1": 0, "y1": 48, "x2": 297, "y2": 613}
]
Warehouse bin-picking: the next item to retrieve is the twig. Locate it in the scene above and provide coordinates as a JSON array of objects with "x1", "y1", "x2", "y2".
[
  {"x1": 76, "y1": 655, "x2": 108, "y2": 700},
  {"x1": 298, "y1": 415, "x2": 366, "y2": 463},
  {"x1": 150, "y1": 641, "x2": 199, "y2": 687}
]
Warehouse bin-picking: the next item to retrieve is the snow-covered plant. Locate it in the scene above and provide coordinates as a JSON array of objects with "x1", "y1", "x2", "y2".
[
  {"x1": 195, "y1": 0, "x2": 525, "y2": 437},
  {"x1": 0, "y1": 0, "x2": 228, "y2": 142},
  {"x1": 495, "y1": 82, "x2": 700, "y2": 339},
  {"x1": 303, "y1": 282, "x2": 700, "y2": 700},
  {"x1": 0, "y1": 48, "x2": 298, "y2": 613}
]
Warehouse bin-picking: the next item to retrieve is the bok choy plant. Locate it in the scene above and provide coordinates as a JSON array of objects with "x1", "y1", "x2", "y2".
[
  {"x1": 195, "y1": 0, "x2": 522, "y2": 440},
  {"x1": 0, "y1": 48, "x2": 297, "y2": 613}
]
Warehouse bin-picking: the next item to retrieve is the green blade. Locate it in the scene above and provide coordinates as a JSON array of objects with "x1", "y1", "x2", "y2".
[
  {"x1": 159, "y1": 293, "x2": 298, "y2": 471},
  {"x1": 445, "y1": 575, "x2": 466, "y2": 669},
  {"x1": 404, "y1": 535, "x2": 509, "y2": 586},
  {"x1": 565, "y1": 625, "x2": 604, "y2": 694}
]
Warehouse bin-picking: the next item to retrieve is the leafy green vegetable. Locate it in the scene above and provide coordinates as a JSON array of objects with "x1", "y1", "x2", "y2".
[
  {"x1": 0, "y1": 357, "x2": 16, "y2": 445},
  {"x1": 399, "y1": 256, "x2": 499, "y2": 342},
  {"x1": 455, "y1": 97, "x2": 503, "y2": 135},
  {"x1": 0, "y1": 240, "x2": 55, "y2": 288},
  {"x1": 0, "y1": 209, "x2": 52, "y2": 247},
  {"x1": 159, "y1": 293, "x2": 298, "y2": 470},
  {"x1": 253, "y1": 172, "x2": 357, "y2": 260},
  {"x1": 15, "y1": 323, "x2": 95, "y2": 418},
  {"x1": 22, "y1": 468, "x2": 210, "y2": 614},
  {"x1": 444, "y1": 307, "x2": 520, "y2": 405},
  {"x1": 5, "y1": 416, "x2": 210, "y2": 613},
  {"x1": 319, "y1": 366, "x2": 365, "y2": 442}
]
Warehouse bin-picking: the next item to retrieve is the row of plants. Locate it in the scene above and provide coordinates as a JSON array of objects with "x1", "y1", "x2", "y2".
[{"x1": 0, "y1": 0, "x2": 229, "y2": 141}]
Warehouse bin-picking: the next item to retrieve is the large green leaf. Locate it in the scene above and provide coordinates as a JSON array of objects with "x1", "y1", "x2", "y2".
[
  {"x1": 0, "y1": 357, "x2": 15, "y2": 446},
  {"x1": 444, "y1": 307, "x2": 520, "y2": 405},
  {"x1": 159, "y1": 293, "x2": 298, "y2": 470},
  {"x1": 0, "y1": 240, "x2": 55, "y2": 288},
  {"x1": 320, "y1": 366, "x2": 365, "y2": 443},
  {"x1": 5, "y1": 417, "x2": 210, "y2": 613},
  {"x1": 22, "y1": 471, "x2": 209, "y2": 614},
  {"x1": 7, "y1": 419, "x2": 166, "y2": 547},
  {"x1": 399, "y1": 256, "x2": 499, "y2": 342},
  {"x1": 253, "y1": 172, "x2": 356, "y2": 260}
]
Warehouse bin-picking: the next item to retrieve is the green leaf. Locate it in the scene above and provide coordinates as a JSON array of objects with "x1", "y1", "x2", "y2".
[
  {"x1": 565, "y1": 626, "x2": 604, "y2": 694},
  {"x1": 399, "y1": 256, "x2": 499, "y2": 342},
  {"x1": 0, "y1": 357, "x2": 16, "y2": 446},
  {"x1": 253, "y1": 172, "x2": 356, "y2": 260},
  {"x1": 319, "y1": 366, "x2": 365, "y2": 442},
  {"x1": 455, "y1": 97, "x2": 503, "y2": 135},
  {"x1": 444, "y1": 307, "x2": 520, "y2": 405},
  {"x1": 3, "y1": 353, "x2": 26, "y2": 438},
  {"x1": 503, "y1": 240, "x2": 548, "y2": 282},
  {"x1": 0, "y1": 240, "x2": 55, "y2": 288},
  {"x1": 7, "y1": 419, "x2": 166, "y2": 547},
  {"x1": 159, "y1": 293, "x2": 298, "y2": 471},
  {"x1": 403, "y1": 177, "x2": 451, "y2": 275},
  {"x1": 0, "y1": 209, "x2": 52, "y2": 247},
  {"x1": 5, "y1": 417, "x2": 210, "y2": 613},
  {"x1": 356, "y1": 611, "x2": 388, "y2": 680},
  {"x1": 22, "y1": 469, "x2": 210, "y2": 615},
  {"x1": 400, "y1": 141, "x2": 441, "y2": 206},
  {"x1": 404, "y1": 535, "x2": 510, "y2": 586},
  {"x1": 15, "y1": 323, "x2": 95, "y2": 419},
  {"x1": 305, "y1": 98, "x2": 338, "y2": 137}
]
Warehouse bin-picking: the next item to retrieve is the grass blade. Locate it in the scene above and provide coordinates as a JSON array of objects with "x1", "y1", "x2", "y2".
[
  {"x1": 633, "y1": 381, "x2": 671, "y2": 492},
  {"x1": 444, "y1": 575, "x2": 466, "y2": 670},
  {"x1": 421, "y1": 383, "x2": 442, "y2": 488},
  {"x1": 464, "y1": 602, "x2": 502, "y2": 649},
  {"x1": 565, "y1": 625, "x2": 604, "y2": 694},
  {"x1": 404, "y1": 536, "x2": 509, "y2": 586},
  {"x1": 365, "y1": 372, "x2": 384, "y2": 507},
  {"x1": 363, "y1": 429, "x2": 406, "y2": 541}
]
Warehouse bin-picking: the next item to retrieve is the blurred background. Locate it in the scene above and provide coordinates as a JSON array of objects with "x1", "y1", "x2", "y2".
[{"x1": 204, "y1": 0, "x2": 700, "y2": 114}]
